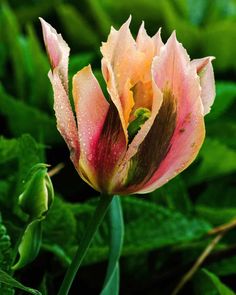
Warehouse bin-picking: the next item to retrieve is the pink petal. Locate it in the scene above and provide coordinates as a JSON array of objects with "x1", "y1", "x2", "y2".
[
  {"x1": 152, "y1": 28, "x2": 164, "y2": 56},
  {"x1": 136, "y1": 32, "x2": 205, "y2": 193},
  {"x1": 102, "y1": 58, "x2": 133, "y2": 143},
  {"x1": 136, "y1": 22, "x2": 155, "y2": 82},
  {"x1": 191, "y1": 57, "x2": 215, "y2": 115},
  {"x1": 128, "y1": 26, "x2": 164, "y2": 119},
  {"x1": 101, "y1": 17, "x2": 146, "y2": 140},
  {"x1": 101, "y1": 17, "x2": 143, "y2": 87},
  {"x1": 73, "y1": 66, "x2": 126, "y2": 192},
  {"x1": 40, "y1": 18, "x2": 79, "y2": 163},
  {"x1": 40, "y1": 18, "x2": 69, "y2": 91},
  {"x1": 72, "y1": 66, "x2": 109, "y2": 190}
]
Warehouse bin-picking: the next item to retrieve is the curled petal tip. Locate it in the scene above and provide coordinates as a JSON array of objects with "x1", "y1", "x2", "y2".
[
  {"x1": 191, "y1": 56, "x2": 215, "y2": 115},
  {"x1": 40, "y1": 18, "x2": 59, "y2": 69},
  {"x1": 209, "y1": 56, "x2": 216, "y2": 61},
  {"x1": 39, "y1": 17, "x2": 69, "y2": 71}
]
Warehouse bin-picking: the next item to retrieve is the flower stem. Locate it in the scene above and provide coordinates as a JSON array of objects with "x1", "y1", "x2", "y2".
[{"x1": 57, "y1": 194, "x2": 114, "y2": 295}]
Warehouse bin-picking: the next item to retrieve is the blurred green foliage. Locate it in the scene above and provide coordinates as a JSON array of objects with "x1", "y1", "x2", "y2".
[{"x1": 0, "y1": 0, "x2": 236, "y2": 294}]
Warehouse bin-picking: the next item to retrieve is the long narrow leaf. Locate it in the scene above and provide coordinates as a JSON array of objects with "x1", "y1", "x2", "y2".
[{"x1": 100, "y1": 196, "x2": 124, "y2": 295}]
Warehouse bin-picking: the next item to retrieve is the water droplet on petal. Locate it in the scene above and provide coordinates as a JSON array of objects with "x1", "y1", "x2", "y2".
[{"x1": 87, "y1": 153, "x2": 93, "y2": 162}]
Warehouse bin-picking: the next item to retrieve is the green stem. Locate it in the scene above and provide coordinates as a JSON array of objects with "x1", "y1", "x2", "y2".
[{"x1": 57, "y1": 194, "x2": 114, "y2": 295}]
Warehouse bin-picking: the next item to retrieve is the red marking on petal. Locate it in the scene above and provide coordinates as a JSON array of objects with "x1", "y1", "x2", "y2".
[{"x1": 73, "y1": 66, "x2": 126, "y2": 193}]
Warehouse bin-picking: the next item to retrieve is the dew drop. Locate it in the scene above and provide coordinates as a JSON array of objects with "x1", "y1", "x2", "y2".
[{"x1": 87, "y1": 153, "x2": 93, "y2": 161}]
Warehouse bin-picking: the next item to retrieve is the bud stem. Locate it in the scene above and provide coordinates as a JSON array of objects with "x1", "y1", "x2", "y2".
[{"x1": 57, "y1": 194, "x2": 114, "y2": 295}]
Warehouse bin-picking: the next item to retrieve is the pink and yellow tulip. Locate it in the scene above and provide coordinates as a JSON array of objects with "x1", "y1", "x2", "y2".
[{"x1": 40, "y1": 18, "x2": 215, "y2": 195}]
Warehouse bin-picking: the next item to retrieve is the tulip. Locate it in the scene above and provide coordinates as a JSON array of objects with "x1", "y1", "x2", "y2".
[
  {"x1": 40, "y1": 18, "x2": 215, "y2": 295},
  {"x1": 40, "y1": 17, "x2": 215, "y2": 195}
]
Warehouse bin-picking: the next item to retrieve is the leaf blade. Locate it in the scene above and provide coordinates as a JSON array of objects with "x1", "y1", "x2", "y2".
[{"x1": 100, "y1": 196, "x2": 124, "y2": 295}]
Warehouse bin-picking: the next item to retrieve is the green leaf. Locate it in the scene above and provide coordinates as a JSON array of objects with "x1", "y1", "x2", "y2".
[
  {"x1": 25, "y1": 24, "x2": 52, "y2": 109},
  {"x1": 11, "y1": 219, "x2": 42, "y2": 270},
  {"x1": 195, "y1": 205, "x2": 236, "y2": 225},
  {"x1": 122, "y1": 197, "x2": 211, "y2": 256},
  {"x1": 160, "y1": 0, "x2": 200, "y2": 51},
  {"x1": 0, "y1": 135, "x2": 42, "y2": 171},
  {"x1": 101, "y1": 266, "x2": 119, "y2": 295},
  {"x1": 0, "y1": 215, "x2": 12, "y2": 272},
  {"x1": 207, "y1": 118, "x2": 236, "y2": 149},
  {"x1": 207, "y1": 82, "x2": 236, "y2": 121},
  {"x1": 17, "y1": 135, "x2": 44, "y2": 191},
  {"x1": 0, "y1": 135, "x2": 44, "y2": 208},
  {"x1": 195, "y1": 181, "x2": 236, "y2": 225},
  {"x1": 0, "y1": 42, "x2": 7, "y2": 78},
  {"x1": 0, "y1": 214, "x2": 14, "y2": 295},
  {"x1": 100, "y1": 196, "x2": 124, "y2": 295},
  {"x1": 187, "y1": 0, "x2": 210, "y2": 25},
  {"x1": 56, "y1": 4, "x2": 99, "y2": 49},
  {"x1": 203, "y1": 0, "x2": 236, "y2": 24},
  {"x1": 188, "y1": 138, "x2": 236, "y2": 185},
  {"x1": 14, "y1": 0, "x2": 61, "y2": 24},
  {"x1": 43, "y1": 197, "x2": 77, "y2": 251},
  {"x1": 0, "y1": 4, "x2": 25, "y2": 98},
  {"x1": 202, "y1": 20, "x2": 236, "y2": 71},
  {"x1": 194, "y1": 268, "x2": 235, "y2": 295},
  {"x1": 87, "y1": 0, "x2": 112, "y2": 37},
  {"x1": 70, "y1": 197, "x2": 211, "y2": 265},
  {"x1": 10, "y1": 134, "x2": 44, "y2": 203},
  {"x1": 0, "y1": 85, "x2": 60, "y2": 144},
  {"x1": 150, "y1": 176, "x2": 192, "y2": 214},
  {"x1": 208, "y1": 255, "x2": 236, "y2": 277},
  {"x1": 0, "y1": 137, "x2": 18, "y2": 166},
  {"x1": 0, "y1": 180, "x2": 11, "y2": 204},
  {"x1": 0, "y1": 269, "x2": 41, "y2": 295}
]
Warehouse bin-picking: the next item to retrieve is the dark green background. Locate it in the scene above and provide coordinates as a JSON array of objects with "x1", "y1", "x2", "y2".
[{"x1": 0, "y1": 0, "x2": 236, "y2": 294}]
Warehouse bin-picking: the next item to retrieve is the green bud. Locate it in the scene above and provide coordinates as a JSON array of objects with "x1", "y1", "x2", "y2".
[
  {"x1": 19, "y1": 164, "x2": 54, "y2": 220},
  {"x1": 12, "y1": 164, "x2": 54, "y2": 270}
]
